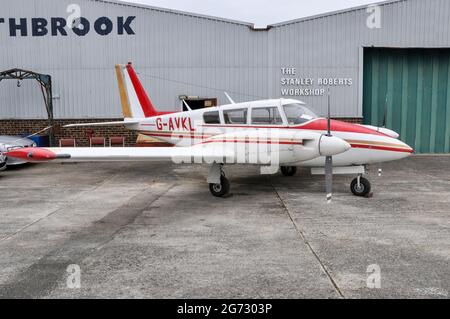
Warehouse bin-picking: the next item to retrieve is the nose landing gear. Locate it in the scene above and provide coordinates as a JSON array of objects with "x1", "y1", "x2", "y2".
[
  {"x1": 350, "y1": 174, "x2": 371, "y2": 197},
  {"x1": 311, "y1": 166, "x2": 372, "y2": 198}
]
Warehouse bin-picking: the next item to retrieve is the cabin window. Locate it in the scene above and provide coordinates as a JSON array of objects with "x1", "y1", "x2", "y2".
[
  {"x1": 223, "y1": 109, "x2": 248, "y2": 125},
  {"x1": 283, "y1": 103, "x2": 318, "y2": 125},
  {"x1": 251, "y1": 107, "x2": 284, "y2": 125},
  {"x1": 203, "y1": 111, "x2": 221, "y2": 124}
]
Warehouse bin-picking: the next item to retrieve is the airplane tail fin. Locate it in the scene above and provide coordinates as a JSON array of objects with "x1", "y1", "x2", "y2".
[{"x1": 115, "y1": 63, "x2": 158, "y2": 118}]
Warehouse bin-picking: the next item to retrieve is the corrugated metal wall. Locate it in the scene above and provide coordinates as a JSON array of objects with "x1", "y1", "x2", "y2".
[
  {"x1": 0, "y1": 0, "x2": 268, "y2": 119},
  {"x1": 1, "y1": 0, "x2": 450, "y2": 119},
  {"x1": 270, "y1": 0, "x2": 450, "y2": 117},
  {"x1": 363, "y1": 48, "x2": 450, "y2": 154}
]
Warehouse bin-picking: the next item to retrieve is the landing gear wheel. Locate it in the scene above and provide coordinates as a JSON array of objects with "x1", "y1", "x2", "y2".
[
  {"x1": 281, "y1": 166, "x2": 297, "y2": 177},
  {"x1": 0, "y1": 157, "x2": 6, "y2": 172},
  {"x1": 350, "y1": 177, "x2": 371, "y2": 197},
  {"x1": 209, "y1": 176, "x2": 230, "y2": 197}
]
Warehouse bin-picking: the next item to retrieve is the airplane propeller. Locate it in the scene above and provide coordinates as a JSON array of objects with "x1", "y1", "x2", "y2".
[{"x1": 325, "y1": 89, "x2": 333, "y2": 204}]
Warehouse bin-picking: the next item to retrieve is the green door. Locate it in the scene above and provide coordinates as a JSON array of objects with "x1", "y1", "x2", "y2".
[{"x1": 363, "y1": 48, "x2": 450, "y2": 154}]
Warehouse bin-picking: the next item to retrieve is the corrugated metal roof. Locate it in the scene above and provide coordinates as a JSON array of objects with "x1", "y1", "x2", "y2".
[
  {"x1": 270, "y1": 0, "x2": 407, "y2": 27},
  {"x1": 90, "y1": 0, "x2": 255, "y2": 27},
  {"x1": 91, "y1": 0, "x2": 410, "y2": 30}
]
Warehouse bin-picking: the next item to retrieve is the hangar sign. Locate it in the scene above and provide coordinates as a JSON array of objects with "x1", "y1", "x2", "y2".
[
  {"x1": 280, "y1": 68, "x2": 353, "y2": 97},
  {"x1": 0, "y1": 17, "x2": 136, "y2": 37}
]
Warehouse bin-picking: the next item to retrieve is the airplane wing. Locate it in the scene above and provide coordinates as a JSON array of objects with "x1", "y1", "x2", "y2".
[
  {"x1": 5, "y1": 130, "x2": 350, "y2": 166},
  {"x1": 4, "y1": 145, "x2": 234, "y2": 164}
]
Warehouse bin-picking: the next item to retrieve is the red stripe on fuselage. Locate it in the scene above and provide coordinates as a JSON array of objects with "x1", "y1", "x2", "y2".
[
  {"x1": 142, "y1": 132, "x2": 210, "y2": 139},
  {"x1": 299, "y1": 119, "x2": 389, "y2": 137},
  {"x1": 350, "y1": 144, "x2": 414, "y2": 153},
  {"x1": 201, "y1": 119, "x2": 389, "y2": 137}
]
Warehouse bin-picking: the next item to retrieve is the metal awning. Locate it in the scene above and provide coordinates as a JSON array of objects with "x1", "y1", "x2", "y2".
[{"x1": 0, "y1": 68, "x2": 55, "y2": 146}]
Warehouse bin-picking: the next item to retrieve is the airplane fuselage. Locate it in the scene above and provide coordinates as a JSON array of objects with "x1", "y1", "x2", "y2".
[{"x1": 125, "y1": 99, "x2": 413, "y2": 167}]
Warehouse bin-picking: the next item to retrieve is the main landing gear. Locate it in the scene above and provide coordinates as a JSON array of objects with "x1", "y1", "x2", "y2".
[
  {"x1": 209, "y1": 175, "x2": 230, "y2": 197},
  {"x1": 208, "y1": 163, "x2": 230, "y2": 197},
  {"x1": 280, "y1": 166, "x2": 297, "y2": 177}
]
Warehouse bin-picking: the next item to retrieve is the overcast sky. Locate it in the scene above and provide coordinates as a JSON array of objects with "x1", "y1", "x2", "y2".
[{"x1": 119, "y1": 0, "x2": 386, "y2": 27}]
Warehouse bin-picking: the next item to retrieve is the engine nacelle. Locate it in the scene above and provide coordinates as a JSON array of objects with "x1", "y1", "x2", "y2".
[{"x1": 319, "y1": 135, "x2": 351, "y2": 157}]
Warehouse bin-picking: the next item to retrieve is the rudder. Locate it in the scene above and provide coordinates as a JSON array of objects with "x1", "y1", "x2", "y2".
[{"x1": 115, "y1": 63, "x2": 158, "y2": 118}]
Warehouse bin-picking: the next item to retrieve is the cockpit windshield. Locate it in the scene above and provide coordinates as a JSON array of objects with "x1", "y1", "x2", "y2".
[{"x1": 283, "y1": 103, "x2": 318, "y2": 125}]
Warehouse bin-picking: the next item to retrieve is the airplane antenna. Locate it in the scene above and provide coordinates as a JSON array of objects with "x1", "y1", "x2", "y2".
[
  {"x1": 224, "y1": 92, "x2": 235, "y2": 104},
  {"x1": 182, "y1": 99, "x2": 192, "y2": 111},
  {"x1": 382, "y1": 94, "x2": 388, "y2": 128}
]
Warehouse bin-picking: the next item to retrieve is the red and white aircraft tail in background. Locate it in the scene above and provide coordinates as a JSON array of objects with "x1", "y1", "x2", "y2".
[{"x1": 5, "y1": 63, "x2": 414, "y2": 200}]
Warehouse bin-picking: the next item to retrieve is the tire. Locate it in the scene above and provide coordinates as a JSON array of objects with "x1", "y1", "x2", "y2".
[
  {"x1": 0, "y1": 158, "x2": 6, "y2": 172},
  {"x1": 350, "y1": 177, "x2": 371, "y2": 197},
  {"x1": 209, "y1": 176, "x2": 230, "y2": 197},
  {"x1": 281, "y1": 166, "x2": 297, "y2": 177}
]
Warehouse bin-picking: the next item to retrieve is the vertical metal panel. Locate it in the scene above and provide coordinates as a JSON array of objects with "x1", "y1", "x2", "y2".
[
  {"x1": 270, "y1": 0, "x2": 450, "y2": 117},
  {"x1": 363, "y1": 48, "x2": 450, "y2": 154}
]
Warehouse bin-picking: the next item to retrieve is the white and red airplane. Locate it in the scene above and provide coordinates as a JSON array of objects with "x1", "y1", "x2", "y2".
[{"x1": 5, "y1": 63, "x2": 414, "y2": 200}]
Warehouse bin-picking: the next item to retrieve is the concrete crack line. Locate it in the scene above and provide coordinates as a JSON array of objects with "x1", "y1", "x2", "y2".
[{"x1": 271, "y1": 184, "x2": 345, "y2": 299}]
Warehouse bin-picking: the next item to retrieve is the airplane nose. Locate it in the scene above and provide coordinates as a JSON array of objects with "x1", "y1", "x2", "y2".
[
  {"x1": 319, "y1": 135, "x2": 351, "y2": 156},
  {"x1": 384, "y1": 137, "x2": 415, "y2": 159},
  {"x1": 402, "y1": 141, "x2": 415, "y2": 155}
]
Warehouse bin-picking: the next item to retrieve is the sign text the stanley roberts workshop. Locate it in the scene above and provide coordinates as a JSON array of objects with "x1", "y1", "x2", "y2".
[{"x1": 280, "y1": 68, "x2": 353, "y2": 97}]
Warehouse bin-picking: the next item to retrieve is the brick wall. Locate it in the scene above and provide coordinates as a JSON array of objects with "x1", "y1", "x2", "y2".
[
  {"x1": 0, "y1": 119, "x2": 138, "y2": 147},
  {"x1": 0, "y1": 118, "x2": 363, "y2": 147}
]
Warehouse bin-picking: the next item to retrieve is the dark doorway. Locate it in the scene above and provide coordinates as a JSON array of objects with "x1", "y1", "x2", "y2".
[{"x1": 181, "y1": 97, "x2": 217, "y2": 111}]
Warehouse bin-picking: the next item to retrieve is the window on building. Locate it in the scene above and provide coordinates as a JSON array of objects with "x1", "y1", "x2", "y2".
[
  {"x1": 203, "y1": 111, "x2": 221, "y2": 124},
  {"x1": 223, "y1": 109, "x2": 248, "y2": 125},
  {"x1": 251, "y1": 107, "x2": 284, "y2": 125}
]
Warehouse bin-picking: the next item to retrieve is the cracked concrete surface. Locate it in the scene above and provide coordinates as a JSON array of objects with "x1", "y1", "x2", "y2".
[{"x1": 0, "y1": 157, "x2": 448, "y2": 298}]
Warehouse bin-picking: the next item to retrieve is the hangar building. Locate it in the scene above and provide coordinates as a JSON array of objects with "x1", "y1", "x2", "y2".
[{"x1": 1, "y1": 0, "x2": 449, "y2": 152}]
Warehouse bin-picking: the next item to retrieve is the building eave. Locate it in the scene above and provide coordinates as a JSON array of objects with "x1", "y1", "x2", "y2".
[{"x1": 268, "y1": 0, "x2": 407, "y2": 28}]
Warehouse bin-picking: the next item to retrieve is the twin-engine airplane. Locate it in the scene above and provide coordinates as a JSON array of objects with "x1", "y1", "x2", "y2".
[{"x1": 5, "y1": 63, "x2": 414, "y2": 201}]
